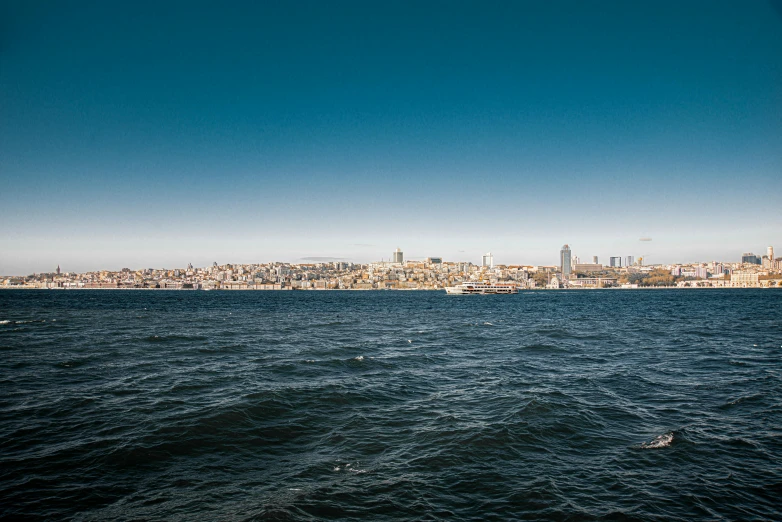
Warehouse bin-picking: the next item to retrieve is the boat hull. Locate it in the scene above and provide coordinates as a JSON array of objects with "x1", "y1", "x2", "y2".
[{"x1": 445, "y1": 284, "x2": 518, "y2": 295}]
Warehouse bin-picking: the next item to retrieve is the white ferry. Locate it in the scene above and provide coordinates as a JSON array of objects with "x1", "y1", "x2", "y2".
[{"x1": 444, "y1": 282, "x2": 518, "y2": 295}]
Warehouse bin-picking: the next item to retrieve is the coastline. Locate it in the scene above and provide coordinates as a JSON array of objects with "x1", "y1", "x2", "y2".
[{"x1": 1, "y1": 286, "x2": 778, "y2": 291}]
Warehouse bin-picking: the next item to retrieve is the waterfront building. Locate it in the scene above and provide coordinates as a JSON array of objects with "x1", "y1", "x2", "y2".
[
  {"x1": 730, "y1": 272, "x2": 760, "y2": 287},
  {"x1": 482, "y1": 252, "x2": 494, "y2": 268},
  {"x1": 393, "y1": 248, "x2": 404, "y2": 264},
  {"x1": 560, "y1": 245, "x2": 572, "y2": 277},
  {"x1": 568, "y1": 277, "x2": 617, "y2": 288}
]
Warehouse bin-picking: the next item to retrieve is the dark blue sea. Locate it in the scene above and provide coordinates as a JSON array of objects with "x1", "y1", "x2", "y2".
[{"x1": 1, "y1": 289, "x2": 780, "y2": 520}]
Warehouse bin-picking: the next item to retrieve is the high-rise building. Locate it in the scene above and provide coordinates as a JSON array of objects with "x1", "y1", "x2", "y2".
[
  {"x1": 741, "y1": 253, "x2": 761, "y2": 265},
  {"x1": 482, "y1": 252, "x2": 494, "y2": 268},
  {"x1": 626, "y1": 256, "x2": 634, "y2": 267},
  {"x1": 560, "y1": 245, "x2": 572, "y2": 276},
  {"x1": 609, "y1": 256, "x2": 622, "y2": 268},
  {"x1": 592, "y1": 256, "x2": 598, "y2": 264},
  {"x1": 769, "y1": 246, "x2": 775, "y2": 263},
  {"x1": 392, "y1": 248, "x2": 404, "y2": 264}
]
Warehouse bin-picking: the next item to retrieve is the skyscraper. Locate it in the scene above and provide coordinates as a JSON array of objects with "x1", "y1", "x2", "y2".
[
  {"x1": 741, "y1": 253, "x2": 761, "y2": 265},
  {"x1": 609, "y1": 257, "x2": 622, "y2": 268},
  {"x1": 560, "y1": 245, "x2": 572, "y2": 276},
  {"x1": 482, "y1": 252, "x2": 494, "y2": 268},
  {"x1": 626, "y1": 256, "x2": 634, "y2": 267},
  {"x1": 392, "y1": 247, "x2": 404, "y2": 264},
  {"x1": 592, "y1": 256, "x2": 598, "y2": 264},
  {"x1": 765, "y1": 246, "x2": 776, "y2": 269}
]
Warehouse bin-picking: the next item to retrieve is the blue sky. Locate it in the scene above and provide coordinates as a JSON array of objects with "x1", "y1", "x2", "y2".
[{"x1": 1, "y1": 1, "x2": 781, "y2": 274}]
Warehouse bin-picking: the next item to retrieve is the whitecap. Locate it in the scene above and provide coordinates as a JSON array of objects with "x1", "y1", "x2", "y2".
[
  {"x1": 354, "y1": 356, "x2": 364, "y2": 361},
  {"x1": 0, "y1": 320, "x2": 10, "y2": 324},
  {"x1": 333, "y1": 466, "x2": 341, "y2": 471},
  {"x1": 407, "y1": 340, "x2": 412, "y2": 343},
  {"x1": 641, "y1": 432, "x2": 673, "y2": 449},
  {"x1": 484, "y1": 322, "x2": 493, "y2": 326}
]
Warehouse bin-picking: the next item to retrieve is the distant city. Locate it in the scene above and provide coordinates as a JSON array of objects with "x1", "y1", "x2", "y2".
[{"x1": 3, "y1": 245, "x2": 780, "y2": 290}]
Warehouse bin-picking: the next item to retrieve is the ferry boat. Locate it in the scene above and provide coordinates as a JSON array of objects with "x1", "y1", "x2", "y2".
[{"x1": 444, "y1": 282, "x2": 518, "y2": 295}]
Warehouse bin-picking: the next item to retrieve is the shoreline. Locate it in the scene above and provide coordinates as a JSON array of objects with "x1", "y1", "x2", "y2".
[{"x1": 1, "y1": 286, "x2": 778, "y2": 291}]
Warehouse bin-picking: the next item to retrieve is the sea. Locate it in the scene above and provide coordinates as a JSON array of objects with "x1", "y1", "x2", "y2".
[{"x1": 1, "y1": 289, "x2": 780, "y2": 520}]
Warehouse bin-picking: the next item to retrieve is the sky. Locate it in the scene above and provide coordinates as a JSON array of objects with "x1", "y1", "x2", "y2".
[{"x1": 1, "y1": 0, "x2": 781, "y2": 274}]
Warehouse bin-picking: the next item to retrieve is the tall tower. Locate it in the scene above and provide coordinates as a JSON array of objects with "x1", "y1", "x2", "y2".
[
  {"x1": 769, "y1": 246, "x2": 774, "y2": 261},
  {"x1": 56, "y1": 265, "x2": 61, "y2": 275},
  {"x1": 392, "y1": 247, "x2": 404, "y2": 264},
  {"x1": 560, "y1": 245, "x2": 572, "y2": 277},
  {"x1": 482, "y1": 252, "x2": 494, "y2": 268},
  {"x1": 592, "y1": 256, "x2": 598, "y2": 264}
]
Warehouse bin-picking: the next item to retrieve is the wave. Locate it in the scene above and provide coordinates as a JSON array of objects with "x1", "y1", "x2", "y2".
[
  {"x1": 145, "y1": 334, "x2": 209, "y2": 343},
  {"x1": 333, "y1": 462, "x2": 369, "y2": 474},
  {"x1": 719, "y1": 394, "x2": 763, "y2": 409},
  {"x1": 640, "y1": 432, "x2": 673, "y2": 449}
]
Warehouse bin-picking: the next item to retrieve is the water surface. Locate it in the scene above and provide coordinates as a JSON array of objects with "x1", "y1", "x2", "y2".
[{"x1": 1, "y1": 289, "x2": 780, "y2": 520}]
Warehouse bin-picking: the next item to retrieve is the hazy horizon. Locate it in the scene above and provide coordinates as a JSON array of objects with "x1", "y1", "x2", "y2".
[{"x1": 2, "y1": 1, "x2": 781, "y2": 274}]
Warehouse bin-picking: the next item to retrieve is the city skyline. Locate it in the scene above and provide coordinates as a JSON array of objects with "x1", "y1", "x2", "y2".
[
  {"x1": 2, "y1": 1, "x2": 781, "y2": 274},
  {"x1": 3, "y1": 241, "x2": 779, "y2": 277},
  {"x1": 5, "y1": 243, "x2": 780, "y2": 290}
]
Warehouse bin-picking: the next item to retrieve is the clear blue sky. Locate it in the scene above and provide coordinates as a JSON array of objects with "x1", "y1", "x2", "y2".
[{"x1": 1, "y1": 0, "x2": 780, "y2": 274}]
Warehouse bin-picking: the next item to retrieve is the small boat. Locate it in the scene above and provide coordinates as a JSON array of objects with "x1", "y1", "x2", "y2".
[{"x1": 444, "y1": 282, "x2": 518, "y2": 295}]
